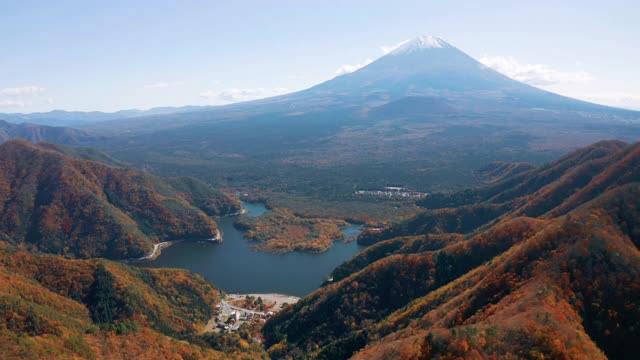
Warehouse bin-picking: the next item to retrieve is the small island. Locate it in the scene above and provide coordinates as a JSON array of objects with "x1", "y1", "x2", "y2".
[{"x1": 234, "y1": 208, "x2": 351, "y2": 253}]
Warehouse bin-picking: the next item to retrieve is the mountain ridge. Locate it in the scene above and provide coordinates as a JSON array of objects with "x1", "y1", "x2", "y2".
[
  {"x1": 0, "y1": 139, "x2": 240, "y2": 259},
  {"x1": 352, "y1": 183, "x2": 640, "y2": 359},
  {"x1": 262, "y1": 140, "x2": 640, "y2": 359},
  {"x1": 0, "y1": 243, "x2": 265, "y2": 359},
  {"x1": 0, "y1": 105, "x2": 207, "y2": 126}
]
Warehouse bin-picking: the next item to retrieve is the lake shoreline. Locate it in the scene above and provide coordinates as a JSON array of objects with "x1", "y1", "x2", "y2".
[
  {"x1": 135, "y1": 240, "x2": 182, "y2": 261},
  {"x1": 136, "y1": 202, "x2": 365, "y2": 296},
  {"x1": 225, "y1": 293, "x2": 301, "y2": 308},
  {"x1": 132, "y1": 229, "x2": 223, "y2": 262},
  {"x1": 128, "y1": 204, "x2": 248, "y2": 264},
  {"x1": 221, "y1": 208, "x2": 249, "y2": 217}
]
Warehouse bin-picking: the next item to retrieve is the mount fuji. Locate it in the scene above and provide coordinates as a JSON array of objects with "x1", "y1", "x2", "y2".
[
  {"x1": 55, "y1": 35, "x2": 640, "y2": 194},
  {"x1": 299, "y1": 35, "x2": 630, "y2": 114}
]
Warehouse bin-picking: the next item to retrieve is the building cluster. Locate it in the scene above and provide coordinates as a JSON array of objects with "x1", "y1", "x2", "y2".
[
  {"x1": 354, "y1": 186, "x2": 427, "y2": 199},
  {"x1": 214, "y1": 304, "x2": 275, "y2": 333}
]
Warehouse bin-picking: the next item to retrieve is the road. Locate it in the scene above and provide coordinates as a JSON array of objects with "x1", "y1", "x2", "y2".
[{"x1": 220, "y1": 299, "x2": 264, "y2": 316}]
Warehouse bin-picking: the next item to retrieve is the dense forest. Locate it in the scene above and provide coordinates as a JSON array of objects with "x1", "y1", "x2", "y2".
[
  {"x1": 0, "y1": 243, "x2": 267, "y2": 359},
  {"x1": 263, "y1": 141, "x2": 640, "y2": 359},
  {"x1": 2, "y1": 137, "x2": 640, "y2": 359},
  {"x1": 474, "y1": 161, "x2": 536, "y2": 184},
  {"x1": 0, "y1": 140, "x2": 240, "y2": 259}
]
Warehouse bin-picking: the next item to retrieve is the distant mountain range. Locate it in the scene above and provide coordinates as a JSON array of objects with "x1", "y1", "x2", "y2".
[
  {"x1": 264, "y1": 139, "x2": 640, "y2": 359},
  {"x1": 0, "y1": 105, "x2": 206, "y2": 127},
  {"x1": 3, "y1": 35, "x2": 637, "y2": 132},
  {"x1": 0, "y1": 119, "x2": 96, "y2": 144}
]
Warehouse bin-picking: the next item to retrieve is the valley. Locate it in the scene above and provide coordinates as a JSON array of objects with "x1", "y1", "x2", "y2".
[{"x1": 1, "y1": 13, "x2": 639, "y2": 359}]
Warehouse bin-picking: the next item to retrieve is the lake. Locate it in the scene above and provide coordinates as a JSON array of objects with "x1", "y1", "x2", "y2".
[{"x1": 138, "y1": 202, "x2": 366, "y2": 296}]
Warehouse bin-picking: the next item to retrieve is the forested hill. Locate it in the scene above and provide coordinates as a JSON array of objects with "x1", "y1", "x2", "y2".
[
  {"x1": 0, "y1": 139, "x2": 240, "y2": 259},
  {"x1": 0, "y1": 243, "x2": 266, "y2": 358},
  {"x1": 0, "y1": 140, "x2": 259, "y2": 358},
  {"x1": 359, "y1": 139, "x2": 631, "y2": 244},
  {"x1": 262, "y1": 140, "x2": 640, "y2": 360}
]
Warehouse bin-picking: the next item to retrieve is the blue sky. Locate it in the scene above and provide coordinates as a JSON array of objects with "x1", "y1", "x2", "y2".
[{"x1": 2, "y1": 0, "x2": 639, "y2": 112}]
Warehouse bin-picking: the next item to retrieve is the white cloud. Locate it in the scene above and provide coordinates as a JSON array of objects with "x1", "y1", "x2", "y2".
[
  {"x1": 335, "y1": 59, "x2": 373, "y2": 76},
  {"x1": 0, "y1": 99, "x2": 26, "y2": 108},
  {"x1": 200, "y1": 87, "x2": 292, "y2": 103},
  {"x1": 0, "y1": 86, "x2": 46, "y2": 109},
  {"x1": 143, "y1": 82, "x2": 181, "y2": 89},
  {"x1": 479, "y1": 56, "x2": 593, "y2": 86},
  {"x1": 380, "y1": 39, "x2": 410, "y2": 55},
  {"x1": 574, "y1": 92, "x2": 640, "y2": 110},
  {"x1": 199, "y1": 89, "x2": 217, "y2": 99},
  {"x1": 0, "y1": 86, "x2": 45, "y2": 96}
]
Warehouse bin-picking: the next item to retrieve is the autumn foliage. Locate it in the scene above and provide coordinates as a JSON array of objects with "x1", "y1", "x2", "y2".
[
  {"x1": 0, "y1": 241, "x2": 270, "y2": 359},
  {"x1": 0, "y1": 140, "x2": 239, "y2": 259},
  {"x1": 264, "y1": 141, "x2": 640, "y2": 359},
  {"x1": 234, "y1": 208, "x2": 350, "y2": 253}
]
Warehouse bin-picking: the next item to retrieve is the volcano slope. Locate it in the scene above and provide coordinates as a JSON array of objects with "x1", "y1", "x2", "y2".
[
  {"x1": 90, "y1": 36, "x2": 640, "y2": 204},
  {"x1": 263, "y1": 140, "x2": 640, "y2": 360}
]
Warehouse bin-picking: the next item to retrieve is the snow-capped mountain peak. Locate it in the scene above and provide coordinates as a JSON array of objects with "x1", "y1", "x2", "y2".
[{"x1": 390, "y1": 35, "x2": 451, "y2": 55}]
